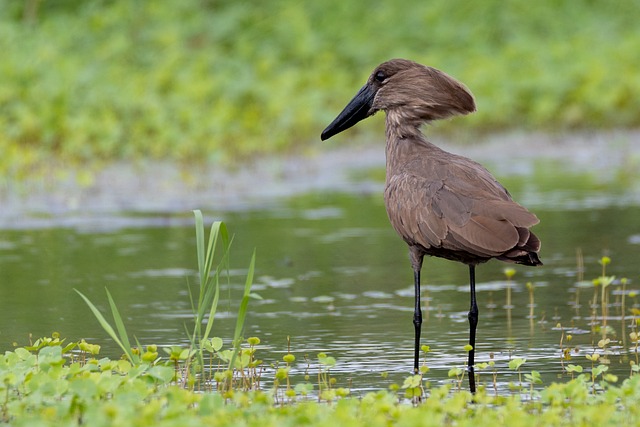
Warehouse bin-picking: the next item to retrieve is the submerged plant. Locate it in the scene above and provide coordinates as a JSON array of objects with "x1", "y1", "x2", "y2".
[
  {"x1": 316, "y1": 353, "x2": 338, "y2": 402},
  {"x1": 631, "y1": 328, "x2": 640, "y2": 366},
  {"x1": 524, "y1": 370, "x2": 542, "y2": 398},
  {"x1": 447, "y1": 367, "x2": 465, "y2": 392},
  {"x1": 503, "y1": 267, "x2": 516, "y2": 309},
  {"x1": 272, "y1": 337, "x2": 298, "y2": 403},
  {"x1": 401, "y1": 374, "x2": 423, "y2": 404},
  {"x1": 565, "y1": 364, "x2": 583, "y2": 380},
  {"x1": 508, "y1": 357, "x2": 526, "y2": 391},
  {"x1": 557, "y1": 323, "x2": 575, "y2": 370},
  {"x1": 594, "y1": 256, "x2": 615, "y2": 339},
  {"x1": 420, "y1": 344, "x2": 431, "y2": 375},
  {"x1": 526, "y1": 282, "x2": 536, "y2": 334}
]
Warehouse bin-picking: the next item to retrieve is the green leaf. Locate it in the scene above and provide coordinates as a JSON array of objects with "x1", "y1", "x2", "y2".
[
  {"x1": 566, "y1": 364, "x2": 584, "y2": 373},
  {"x1": 194, "y1": 210, "x2": 205, "y2": 277},
  {"x1": 401, "y1": 374, "x2": 422, "y2": 389},
  {"x1": 14, "y1": 347, "x2": 34, "y2": 361},
  {"x1": 146, "y1": 366, "x2": 175, "y2": 384},
  {"x1": 525, "y1": 370, "x2": 543, "y2": 384},
  {"x1": 210, "y1": 337, "x2": 224, "y2": 352},
  {"x1": 294, "y1": 383, "x2": 314, "y2": 395},
  {"x1": 592, "y1": 365, "x2": 609, "y2": 378},
  {"x1": 75, "y1": 289, "x2": 134, "y2": 364},
  {"x1": 509, "y1": 358, "x2": 527, "y2": 371},
  {"x1": 105, "y1": 288, "x2": 136, "y2": 362},
  {"x1": 227, "y1": 249, "x2": 256, "y2": 372},
  {"x1": 318, "y1": 355, "x2": 336, "y2": 367},
  {"x1": 69, "y1": 378, "x2": 99, "y2": 400},
  {"x1": 448, "y1": 367, "x2": 463, "y2": 378}
]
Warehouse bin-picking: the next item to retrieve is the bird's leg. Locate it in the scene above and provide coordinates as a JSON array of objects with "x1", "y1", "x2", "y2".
[
  {"x1": 413, "y1": 268, "x2": 422, "y2": 374},
  {"x1": 409, "y1": 248, "x2": 424, "y2": 375},
  {"x1": 467, "y1": 265, "x2": 479, "y2": 393}
]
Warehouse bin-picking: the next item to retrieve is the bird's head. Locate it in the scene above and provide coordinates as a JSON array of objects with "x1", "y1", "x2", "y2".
[{"x1": 321, "y1": 59, "x2": 476, "y2": 140}]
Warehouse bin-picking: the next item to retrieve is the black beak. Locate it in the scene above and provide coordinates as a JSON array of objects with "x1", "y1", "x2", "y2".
[{"x1": 321, "y1": 83, "x2": 376, "y2": 141}]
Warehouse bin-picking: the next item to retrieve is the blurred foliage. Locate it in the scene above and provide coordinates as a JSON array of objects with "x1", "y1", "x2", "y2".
[{"x1": 1, "y1": 0, "x2": 639, "y2": 175}]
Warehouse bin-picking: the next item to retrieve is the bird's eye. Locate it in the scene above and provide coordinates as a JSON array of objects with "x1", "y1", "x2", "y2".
[{"x1": 374, "y1": 70, "x2": 386, "y2": 82}]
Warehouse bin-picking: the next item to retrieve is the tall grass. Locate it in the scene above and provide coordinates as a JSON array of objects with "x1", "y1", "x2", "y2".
[
  {"x1": 188, "y1": 211, "x2": 229, "y2": 367},
  {"x1": 76, "y1": 210, "x2": 256, "y2": 389}
]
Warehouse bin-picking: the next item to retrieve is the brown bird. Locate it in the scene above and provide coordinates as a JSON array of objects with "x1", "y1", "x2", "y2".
[{"x1": 321, "y1": 59, "x2": 542, "y2": 393}]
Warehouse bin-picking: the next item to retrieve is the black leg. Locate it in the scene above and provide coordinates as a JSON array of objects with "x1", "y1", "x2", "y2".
[
  {"x1": 413, "y1": 269, "x2": 422, "y2": 374},
  {"x1": 468, "y1": 265, "x2": 479, "y2": 393}
]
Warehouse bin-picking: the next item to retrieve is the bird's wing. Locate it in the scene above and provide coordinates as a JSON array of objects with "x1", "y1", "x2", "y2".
[{"x1": 385, "y1": 159, "x2": 539, "y2": 258}]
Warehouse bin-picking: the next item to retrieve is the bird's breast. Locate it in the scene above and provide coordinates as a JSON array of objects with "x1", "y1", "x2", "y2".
[{"x1": 383, "y1": 174, "x2": 436, "y2": 248}]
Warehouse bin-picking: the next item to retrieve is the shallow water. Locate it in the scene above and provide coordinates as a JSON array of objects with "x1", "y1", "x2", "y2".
[{"x1": 1, "y1": 140, "x2": 640, "y2": 393}]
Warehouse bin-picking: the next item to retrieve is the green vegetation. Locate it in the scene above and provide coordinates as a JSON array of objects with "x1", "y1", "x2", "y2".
[
  {"x1": 2, "y1": 212, "x2": 640, "y2": 424},
  {"x1": 74, "y1": 211, "x2": 259, "y2": 393},
  {"x1": 1, "y1": 0, "x2": 640, "y2": 176},
  {"x1": 3, "y1": 335, "x2": 640, "y2": 426}
]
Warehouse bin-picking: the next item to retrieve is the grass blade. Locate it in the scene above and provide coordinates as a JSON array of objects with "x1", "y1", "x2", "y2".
[
  {"x1": 105, "y1": 288, "x2": 136, "y2": 363},
  {"x1": 201, "y1": 235, "x2": 233, "y2": 340},
  {"x1": 194, "y1": 210, "x2": 205, "y2": 279},
  {"x1": 75, "y1": 289, "x2": 134, "y2": 364},
  {"x1": 234, "y1": 249, "x2": 256, "y2": 343},
  {"x1": 202, "y1": 274, "x2": 220, "y2": 343},
  {"x1": 227, "y1": 249, "x2": 256, "y2": 372}
]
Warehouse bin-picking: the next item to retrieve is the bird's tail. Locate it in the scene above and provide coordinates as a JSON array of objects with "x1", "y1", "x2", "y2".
[{"x1": 498, "y1": 230, "x2": 543, "y2": 266}]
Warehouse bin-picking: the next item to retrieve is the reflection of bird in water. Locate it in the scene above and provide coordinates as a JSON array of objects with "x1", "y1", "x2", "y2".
[{"x1": 321, "y1": 59, "x2": 542, "y2": 393}]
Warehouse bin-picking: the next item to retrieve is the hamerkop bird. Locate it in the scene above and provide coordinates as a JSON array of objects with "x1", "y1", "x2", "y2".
[{"x1": 321, "y1": 59, "x2": 542, "y2": 393}]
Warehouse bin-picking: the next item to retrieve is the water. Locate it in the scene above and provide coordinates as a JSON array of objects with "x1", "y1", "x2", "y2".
[{"x1": 1, "y1": 141, "x2": 640, "y2": 393}]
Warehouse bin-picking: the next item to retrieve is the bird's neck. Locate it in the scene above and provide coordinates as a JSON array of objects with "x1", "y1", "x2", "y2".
[
  {"x1": 384, "y1": 110, "x2": 435, "y2": 173},
  {"x1": 384, "y1": 109, "x2": 425, "y2": 142}
]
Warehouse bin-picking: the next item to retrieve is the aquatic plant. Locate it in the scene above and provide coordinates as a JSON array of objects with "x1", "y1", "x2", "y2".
[
  {"x1": 76, "y1": 211, "x2": 256, "y2": 392},
  {"x1": 3, "y1": 336, "x2": 640, "y2": 425}
]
